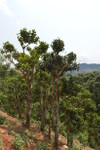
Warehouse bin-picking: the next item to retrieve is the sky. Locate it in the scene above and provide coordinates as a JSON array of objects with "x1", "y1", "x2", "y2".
[{"x1": 0, "y1": 0, "x2": 100, "y2": 64}]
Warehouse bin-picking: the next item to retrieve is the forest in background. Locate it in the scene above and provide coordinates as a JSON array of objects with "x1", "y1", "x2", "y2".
[{"x1": 0, "y1": 28, "x2": 100, "y2": 150}]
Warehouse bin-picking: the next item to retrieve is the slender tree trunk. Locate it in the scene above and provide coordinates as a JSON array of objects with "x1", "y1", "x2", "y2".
[
  {"x1": 41, "y1": 90, "x2": 46, "y2": 131},
  {"x1": 49, "y1": 104, "x2": 52, "y2": 139},
  {"x1": 67, "y1": 131, "x2": 70, "y2": 147},
  {"x1": 67, "y1": 121, "x2": 70, "y2": 146},
  {"x1": 70, "y1": 133, "x2": 73, "y2": 148},
  {"x1": 55, "y1": 78, "x2": 59, "y2": 150},
  {"x1": 48, "y1": 78, "x2": 54, "y2": 139},
  {"x1": 51, "y1": 77, "x2": 55, "y2": 131},
  {"x1": 26, "y1": 82, "x2": 31, "y2": 128},
  {"x1": 49, "y1": 77, "x2": 55, "y2": 139},
  {"x1": 17, "y1": 97, "x2": 22, "y2": 119},
  {"x1": 67, "y1": 131, "x2": 73, "y2": 148},
  {"x1": 67, "y1": 119, "x2": 73, "y2": 148},
  {"x1": 15, "y1": 94, "x2": 22, "y2": 119}
]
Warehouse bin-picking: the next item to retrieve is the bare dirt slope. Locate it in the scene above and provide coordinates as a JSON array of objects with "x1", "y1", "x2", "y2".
[{"x1": 0, "y1": 110, "x2": 94, "y2": 150}]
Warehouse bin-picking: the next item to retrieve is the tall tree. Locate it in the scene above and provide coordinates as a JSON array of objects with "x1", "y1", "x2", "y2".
[
  {"x1": 41, "y1": 38, "x2": 78, "y2": 149},
  {"x1": 1, "y1": 28, "x2": 49, "y2": 128}
]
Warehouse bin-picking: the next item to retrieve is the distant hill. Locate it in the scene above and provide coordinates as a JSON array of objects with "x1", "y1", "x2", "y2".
[{"x1": 75, "y1": 63, "x2": 100, "y2": 74}]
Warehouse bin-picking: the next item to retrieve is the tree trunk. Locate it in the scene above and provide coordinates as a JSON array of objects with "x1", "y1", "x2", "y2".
[
  {"x1": 26, "y1": 82, "x2": 31, "y2": 128},
  {"x1": 67, "y1": 131, "x2": 73, "y2": 148},
  {"x1": 55, "y1": 78, "x2": 59, "y2": 150},
  {"x1": 41, "y1": 90, "x2": 46, "y2": 132},
  {"x1": 49, "y1": 104, "x2": 52, "y2": 139},
  {"x1": 70, "y1": 133, "x2": 73, "y2": 148},
  {"x1": 17, "y1": 96, "x2": 22, "y2": 119},
  {"x1": 48, "y1": 78, "x2": 54, "y2": 139},
  {"x1": 49, "y1": 121, "x2": 51, "y2": 139},
  {"x1": 51, "y1": 77, "x2": 55, "y2": 131},
  {"x1": 15, "y1": 90, "x2": 22, "y2": 119}
]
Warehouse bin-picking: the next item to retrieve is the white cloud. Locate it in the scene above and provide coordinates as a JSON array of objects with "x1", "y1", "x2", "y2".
[{"x1": 0, "y1": 0, "x2": 14, "y2": 17}]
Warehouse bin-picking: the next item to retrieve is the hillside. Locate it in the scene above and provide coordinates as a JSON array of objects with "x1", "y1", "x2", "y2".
[
  {"x1": 0, "y1": 110, "x2": 70, "y2": 150},
  {"x1": 80, "y1": 63, "x2": 100, "y2": 72},
  {"x1": 73, "y1": 63, "x2": 100, "y2": 74},
  {"x1": 0, "y1": 110, "x2": 94, "y2": 150}
]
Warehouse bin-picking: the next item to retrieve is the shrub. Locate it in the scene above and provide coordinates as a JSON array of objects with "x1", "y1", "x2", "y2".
[
  {"x1": 37, "y1": 142, "x2": 48, "y2": 150},
  {"x1": 19, "y1": 129, "x2": 29, "y2": 145},
  {"x1": 13, "y1": 133, "x2": 26, "y2": 150},
  {"x1": 0, "y1": 116, "x2": 7, "y2": 125},
  {"x1": 78, "y1": 132, "x2": 88, "y2": 146}
]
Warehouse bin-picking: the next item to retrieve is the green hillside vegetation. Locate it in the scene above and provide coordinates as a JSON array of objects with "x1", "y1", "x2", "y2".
[{"x1": 0, "y1": 28, "x2": 100, "y2": 150}]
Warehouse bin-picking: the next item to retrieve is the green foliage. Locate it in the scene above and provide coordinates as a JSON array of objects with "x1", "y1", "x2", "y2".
[
  {"x1": 17, "y1": 28, "x2": 39, "y2": 45},
  {"x1": 88, "y1": 113, "x2": 100, "y2": 148},
  {"x1": 3, "y1": 41, "x2": 16, "y2": 53},
  {"x1": 13, "y1": 133, "x2": 27, "y2": 150},
  {"x1": 5, "y1": 119, "x2": 13, "y2": 135},
  {"x1": 5, "y1": 75, "x2": 27, "y2": 118},
  {"x1": 1, "y1": 28, "x2": 100, "y2": 149},
  {"x1": 50, "y1": 140, "x2": 53, "y2": 150},
  {"x1": 51, "y1": 38, "x2": 64, "y2": 54},
  {"x1": 37, "y1": 142, "x2": 48, "y2": 150},
  {"x1": 0, "y1": 116, "x2": 7, "y2": 125},
  {"x1": 76, "y1": 72, "x2": 100, "y2": 114},
  {"x1": 19, "y1": 129, "x2": 29, "y2": 145},
  {"x1": 76, "y1": 72, "x2": 100, "y2": 148},
  {"x1": 77, "y1": 132, "x2": 88, "y2": 146},
  {"x1": 1, "y1": 28, "x2": 49, "y2": 128},
  {"x1": 60, "y1": 82, "x2": 96, "y2": 148}
]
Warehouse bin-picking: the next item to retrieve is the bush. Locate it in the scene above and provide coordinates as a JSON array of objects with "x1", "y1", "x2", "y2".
[
  {"x1": 78, "y1": 132, "x2": 88, "y2": 146},
  {"x1": 0, "y1": 116, "x2": 7, "y2": 125},
  {"x1": 19, "y1": 129, "x2": 29, "y2": 145},
  {"x1": 37, "y1": 142, "x2": 48, "y2": 150},
  {"x1": 13, "y1": 133, "x2": 26, "y2": 150},
  {"x1": 88, "y1": 136, "x2": 96, "y2": 148}
]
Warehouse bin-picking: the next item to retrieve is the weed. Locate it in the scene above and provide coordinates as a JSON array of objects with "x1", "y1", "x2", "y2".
[{"x1": 50, "y1": 140, "x2": 53, "y2": 150}]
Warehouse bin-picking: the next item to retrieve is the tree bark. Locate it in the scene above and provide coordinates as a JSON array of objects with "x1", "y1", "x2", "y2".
[
  {"x1": 67, "y1": 131, "x2": 73, "y2": 148},
  {"x1": 55, "y1": 78, "x2": 59, "y2": 150},
  {"x1": 17, "y1": 97, "x2": 22, "y2": 119},
  {"x1": 49, "y1": 103, "x2": 52, "y2": 139},
  {"x1": 26, "y1": 82, "x2": 31, "y2": 128},
  {"x1": 41, "y1": 90, "x2": 46, "y2": 131},
  {"x1": 51, "y1": 77, "x2": 55, "y2": 131}
]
